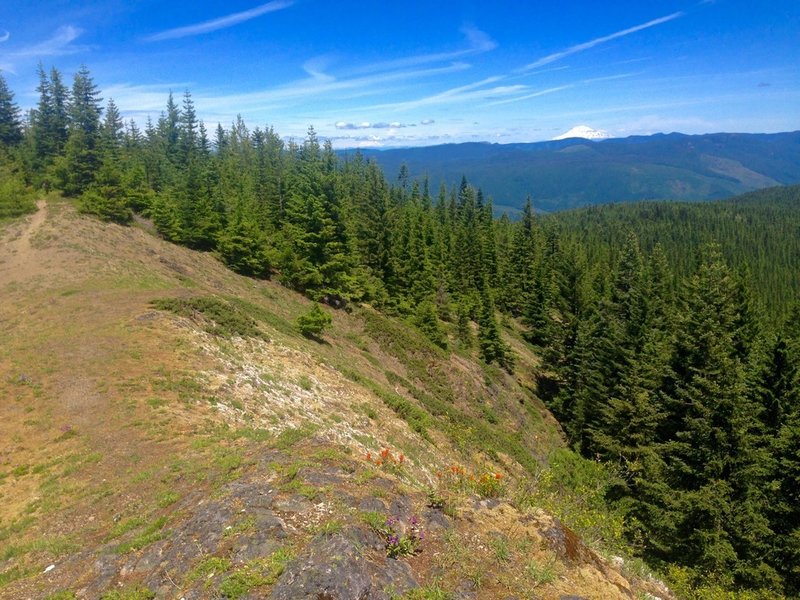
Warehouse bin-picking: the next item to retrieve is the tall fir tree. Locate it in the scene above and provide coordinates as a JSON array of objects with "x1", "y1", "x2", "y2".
[{"x1": 0, "y1": 72, "x2": 23, "y2": 146}]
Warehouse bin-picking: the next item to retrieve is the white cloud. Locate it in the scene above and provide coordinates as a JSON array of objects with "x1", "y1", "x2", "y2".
[
  {"x1": 363, "y1": 76, "x2": 523, "y2": 112},
  {"x1": 335, "y1": 121, "x2": 417, "y2": 130},
  {"x1": 6, "y1": 25, "x2": 85, "y2": 58},
  {"x1": 145, "y1": 0, "x2": 293, "y2": 42},
  {"x1": 200, "y1": 62, "x2": 471, "y2": 111},
  {"x1": 302, "y1": 55, "x2": 336, "y2": 82},
  {"x1": 522, "y1": 12, "x2": 684, "y2": 71},
  {"x1": 346, "y1": 25, "x2": 496, "y2": 75},
  {"x1": 487, "y1": 84, "x2": 572, "y2": 106}
]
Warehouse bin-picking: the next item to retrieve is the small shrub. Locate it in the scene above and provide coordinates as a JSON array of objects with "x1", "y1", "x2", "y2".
[
  {"x1": 0, "y1": 166, "x2": 36, "y2": 220},
  {"x1": 296, "y1": 303, "x2": 332, "y2": 339},
  {"x1": 412, "y1": 300, "x2": 448, "y2": 349},
  {"x1": 79, "y1": 187, "x2": 132, "y2": 224}
]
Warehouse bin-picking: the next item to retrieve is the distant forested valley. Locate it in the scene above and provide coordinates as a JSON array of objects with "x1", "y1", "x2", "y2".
[
  {"x1": 354, "y1": 131, "x2": 800, "y2": 214},
  {"x1": 2, "y1": 65, "x2": 800, "y2": 598}
]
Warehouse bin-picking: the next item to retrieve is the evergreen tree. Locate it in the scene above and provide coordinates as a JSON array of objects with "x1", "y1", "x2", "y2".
[
  {"x1": 660, "y1": 245, "x2": 775, "y2": 586},
  {"x1": 0, "y1": 72, "x2": 23, "y2": 146},
  {"x1": 477, "y1": 285, "x2": 512, "y2": 370},
  {"x1": 30, "y1": 65, "x2": 69, "y2": 171},
  {"x1": 57, "y1": 65, "x2": 103, "y2": 196}
]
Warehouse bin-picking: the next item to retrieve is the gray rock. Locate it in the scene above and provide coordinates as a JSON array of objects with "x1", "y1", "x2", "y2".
[
  {"x1": 300, "y1": 466, "x2": 345, "y2": 487},
  {"x1": 270, "y1": 531, "x2": 419, "y2": 600},
  {"x1": 359, "y1": 497, "x2": 387, "y2": 513},
  {"x1": 233, "y1": 530, "x2": 284, "y2": 563},
  {"x1": 273, "y1": 494, "x2": 314, "y2": 513},
  {"x1": 388, "y1": 495, "x2": 412, "y2": 517},
  {"x1": 422, "y1": 508, "x2": 451, "y2": 531},
  {"x1": 270, "y1": 534, "x2": 372, "y2": 599},
  {"x1": 372, "y1": 559, "x2": 418, "y2": 599}
]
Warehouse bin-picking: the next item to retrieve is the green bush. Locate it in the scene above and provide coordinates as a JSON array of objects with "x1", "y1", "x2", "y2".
[
  {"x1": 0, "y1": 167, "x2": 35, "y2": 220},
  {"x1": 296, "y1": 303, "x2": 332, "y2": 338},
  {"x1": 79, "y1": 187, "x2": 132, "y2": 224}
]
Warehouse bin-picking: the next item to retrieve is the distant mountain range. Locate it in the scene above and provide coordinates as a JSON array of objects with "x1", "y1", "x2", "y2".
[{"x1": 345, "y1": 131, "x2": 800, "y2": 214}]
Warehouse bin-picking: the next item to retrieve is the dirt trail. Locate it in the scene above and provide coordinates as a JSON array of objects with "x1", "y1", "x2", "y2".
[{"x1": 0, "y1": 199, "x2": 48, "y2": 286}]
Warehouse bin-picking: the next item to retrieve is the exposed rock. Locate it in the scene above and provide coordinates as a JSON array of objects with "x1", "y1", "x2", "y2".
[
  {"x1": 542, "y1": 518, "x2": 597, "y2": 566},
  {"x1": 299, "y1": 466, "x2": 345, "y2": 487},
  {"x1": 273, "y1": 494, "x2": 314, "y2": 513},
  {"x1": 388, "y1": 495, "x2": 412, "y2": 517},
  {"x1": 270, "y1": 534, "x2": 372, "y2": 599},
  {"x1": 421, "y1": 508, "x2": 451, "y2": 531},
  {"x1": 270, "y1": 530, "x2": 418, "y2": 599},
  {"x1": 359, "y1": 497, "x2": 387, "y2": 513}
]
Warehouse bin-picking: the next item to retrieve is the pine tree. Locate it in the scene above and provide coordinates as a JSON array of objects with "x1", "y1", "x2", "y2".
[
  {"x1": 764, "y1": 305, "x2": 800, "y2": 593},
  {"x1": 660, "y1": 245, "x2": 775, "y2": 586},
  {"x1": 57, "y1": 65, "x2": 103, "y2": 196},
  {"x1": 30, "y1": 65, "x2": 69, "y2": 171},
  {"x1": 477, "y1": 285, "x2": 512, "y2": 370},
  {"x1": 412, "y1": 299, "x2": 447, "y2": 349},
  {"x1": 0, "y1": 72, "x2": 23, "y2": 146}
]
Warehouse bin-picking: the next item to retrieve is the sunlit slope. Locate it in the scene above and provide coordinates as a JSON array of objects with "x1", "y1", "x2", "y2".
[{"x1": 0, "y1": 199, "x2": 671, "y2": 600}]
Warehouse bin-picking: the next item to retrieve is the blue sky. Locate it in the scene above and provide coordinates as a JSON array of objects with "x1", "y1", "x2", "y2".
[{"x1": 1, "y1": 0, "x2": 798, "y2": 147}]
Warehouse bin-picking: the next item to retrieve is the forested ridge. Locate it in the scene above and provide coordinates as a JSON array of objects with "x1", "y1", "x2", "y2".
[
  {"x1": 354, "y1": 131, "x2": 800, "y2": 213},
  {"x1": 2, "y1": 65, "x2": 800, "y2": 598}
]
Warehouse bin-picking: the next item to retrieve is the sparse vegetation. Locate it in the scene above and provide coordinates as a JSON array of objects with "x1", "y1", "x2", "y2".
[{"x1": 152, "y1": 296, "x2": 264, "y2": 339}]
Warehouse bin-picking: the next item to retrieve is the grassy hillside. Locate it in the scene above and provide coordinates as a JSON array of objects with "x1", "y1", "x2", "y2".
[
  {"x1": 0, "y1": 199, "x2": 672, "y2": 599},
  {"x1": 352, "y1": 131, "x2": 800, "y2": 212}
]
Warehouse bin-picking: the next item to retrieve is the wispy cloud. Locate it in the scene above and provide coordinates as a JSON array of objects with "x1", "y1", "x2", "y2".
[
  {"x1": 302, "y1": 55, "x2": 336, "y2": 82},
  {"x1": 6, "y1": 25, "x2": 85, "y2": 58},
  {"x1": 487, "y1": 85, "x2": 573, "y2": 106},
  {"x1": 581, "y1": 72, "x2": 640, "y2": 84},
  {"x1": 205, "y1": 62, "x2": 471, "y2": 110},
  {"x1": 145, "y1": 0, "x2": 293, "y2": 42},
  {"x1": 347, "y1": 25, "x2": 496, "y2": 75},
  {"x1": 0, "y1": 30, "x2": 9, "y2": 43},
  {"x1": 363, "y1": 76, "x2": 526, "y2": 112},
  {"x1": 522, "y1": 12, "x2": 684, "y2": 71}
]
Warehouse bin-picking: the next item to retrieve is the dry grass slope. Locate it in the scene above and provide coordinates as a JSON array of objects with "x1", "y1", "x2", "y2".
[{"x1": 0, "y1": 198, "x2": 674, "y2": 600}]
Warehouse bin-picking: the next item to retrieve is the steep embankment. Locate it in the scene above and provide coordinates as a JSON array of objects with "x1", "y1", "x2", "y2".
[{"x1": 0, "y1": 199, "x2": 672, "y2": 599}]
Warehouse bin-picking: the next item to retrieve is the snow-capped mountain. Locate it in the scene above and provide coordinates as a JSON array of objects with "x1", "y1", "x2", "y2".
[{"x1": 553, "y1": 125, "x2": 612, "y2": 141}]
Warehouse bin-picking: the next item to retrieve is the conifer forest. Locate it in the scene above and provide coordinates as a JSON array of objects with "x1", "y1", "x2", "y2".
[{"x1": 2, "y1": 65, "x2": 800, "y2": 598}]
